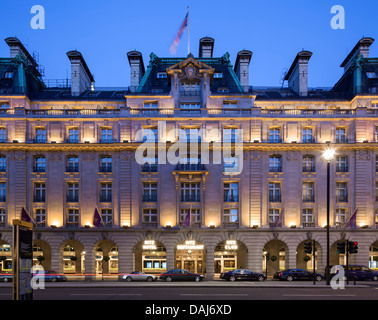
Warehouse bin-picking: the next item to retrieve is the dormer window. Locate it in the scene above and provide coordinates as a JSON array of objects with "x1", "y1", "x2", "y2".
[
  {"x1": 4, "y1": 72, "x2": 13, "y2": 79},
  {"x1": 214, "y1": 73, "x2": 223, "y2": 78},
  {"x1": 157, "y1": 72, "x2": 167, "y2": 78},
  {"x1": 181, "y1": 82, "x2": 200, "y2": 96}
]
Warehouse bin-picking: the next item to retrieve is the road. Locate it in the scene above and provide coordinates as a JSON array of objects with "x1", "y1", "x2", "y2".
[{"x1": 0, "y1": 280, "x2": 377, "y2": 300}]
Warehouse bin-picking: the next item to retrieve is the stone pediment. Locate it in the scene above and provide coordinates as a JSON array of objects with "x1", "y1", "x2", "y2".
[{"x1": 166, "y1": 56, "x2": 214, "y2": 80}]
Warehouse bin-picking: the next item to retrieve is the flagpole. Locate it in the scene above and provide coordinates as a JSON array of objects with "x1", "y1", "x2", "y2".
[{"x1": 187, "y1": 6, "x2": 190, "y2": 55}]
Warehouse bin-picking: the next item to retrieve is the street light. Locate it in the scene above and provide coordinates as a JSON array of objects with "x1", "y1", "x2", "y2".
[{"x1": 323, "y1": 144, "x2": 335, "y2": 285}]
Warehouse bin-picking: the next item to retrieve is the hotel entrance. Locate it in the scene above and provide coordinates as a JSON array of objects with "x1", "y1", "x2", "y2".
[{"x1": 175, "y1": 240, "x2": 205, "y2": 274}]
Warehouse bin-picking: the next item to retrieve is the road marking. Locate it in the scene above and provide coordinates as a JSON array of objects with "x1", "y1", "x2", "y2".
[{"x1": 70, "y1": 293, "x2": 142, "y2": 296}]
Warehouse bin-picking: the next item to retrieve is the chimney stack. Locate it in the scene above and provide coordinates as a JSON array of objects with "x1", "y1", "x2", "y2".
[
  {"x1": 127, "y1": 51, "x2": 145, "y2": 92},
  {"x1": 5, "y1": 37, "x2": 38, "y2": 68},
  {"x1": 66, "y1": 50, "x2": 94, "y2": 97},
  {"x1": 340, "y1": 37, "x2": 375, "y2": 72},
  {"x1": 234, "y1": 50, "x2": 253, "y2": 92},
  {"x1": 199, "y1": 37, "x2": 214, "y2": 58},
  {"x1": 285, "y1": 50, "x2": 312, "y2": 97}
]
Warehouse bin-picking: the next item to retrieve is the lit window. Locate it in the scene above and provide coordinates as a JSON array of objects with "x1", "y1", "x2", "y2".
[{"x1": 223, "y1": 208, "x2": 238, "y2": 223}]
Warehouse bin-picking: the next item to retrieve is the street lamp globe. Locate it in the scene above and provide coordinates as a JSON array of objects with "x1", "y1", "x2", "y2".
[{"x1": 323, "y1": 148, "x2": 335, "y2": 161}]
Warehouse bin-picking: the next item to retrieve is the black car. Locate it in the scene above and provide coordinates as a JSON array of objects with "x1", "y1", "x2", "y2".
[
  {"x1": 220, "y1": 269, "x2": 265, "y2": 282},
  {"x1": 274, "y1": 269, "x2": 323, "y2": 281},
  {"x1": 329, "y1": 265, "x2": 378, "y2": 281},
  {"x1": 159, "y1": 269, "x2": 204, "y2": 282}
]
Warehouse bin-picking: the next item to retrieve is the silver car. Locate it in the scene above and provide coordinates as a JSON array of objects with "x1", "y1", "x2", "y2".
[{"x1": 122, "y1": 271, "x2": 158, "y2": 282}]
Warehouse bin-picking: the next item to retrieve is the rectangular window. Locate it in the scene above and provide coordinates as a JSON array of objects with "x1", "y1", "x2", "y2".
[
  {"x1": 101, "y1": 209, "x2": 112, "y2": 227},
  {"x1": 180, "y1": 208, "x2": 200, "y2": 224},
  {"x1": 224, "y1": 183, "x2": 239, "y2": 202},
  {"x1": 302, "y1": 209, "x2": 314, "y2": 226},
  {"x1": 336, "y1": 182, "x2": 348, "y2": 202},
  {"x1": 0, "y1": 182, "x2": 5, "y2": 202},
  {"x1": 100, "y1": 183, "x2": 112, "y2": 202},
  {"x1": 0, "y1": 127, "x2": 6, "y2": 142},
  {"x1": 67, "y1": 127, "x2": 79, "y2": 143},
  {"x1": 0, "y1": 156, "x2": 6, "y2": 172},
  {"x1": 336, "y1": 156, "x2": 348, "y2": 172},
  {"x1": 35, "y1": 128, "x2": 46, "y2": 143},
  {"x1": 223, "y1": 127, "x2": 239, "y2": 143},
  {"x1": 180, "y1": 183, "x2": 200, "y2": 202},
  {"x1": 269, "y1": 155, "x2": 282, "y2": 172},
  {"x1": 302, "y1": 155, "x2": 315, "y2": 172},
  {"x1": 335, "y1": 208, "x2": 347, "y2": 224},
  {"x1": 100, "y1": 127, "x2": 112, "y2": 143},
  {"x1": 157, "y1": 72, "x2": 167, "y2": 78},
  {"x1": 142, "y1": 127, "x2": 158, "y2": 143},
  {"x1": 268, "y1": 128, "x2": 281, "y2": 143},
  {"x1": 67, "y1": 155, "x2": 79, "y2": 172},
  {"x1": 302, "y1": 127, "x2": 314, "y2": 143},
  {"x1": 142, "y1": 156, "x2": 158, "y2": 172},
  {"x1": 34, "y1": 156, "x2": 46, "y2": 172},
  {"x1": 34, "y1": 182, "x2": 46, "y2": 202},
  {"x1": 223, "y1": 157, "x2": 239, "y2": 173},
  {"x1": 143, "y1": 183, "x2": 158, "y2": 202},
  {"x1": 181, "y1": 83, "x2": 200, "y2": 97},
  {"x1": 67, "y1": 182, "x2": 79, "y2": 202},
  {"x1": 268, "y1": 208, "x2": 280, "y2": 224},
  {"x1": 143, "y1": 209, "x2": 158, "y2": 224},
  {"x1": 143, "y1": 101, "x2": 159, "y2": 114},
  {"x1": 214, "y1": 73, "x2": 223, "y2": 78},
  {"x1": 100, "y1": 156, "x2": 112, "y2": 172},
  {"x1": 67, "y1": 209, "x2": 79, "y2": 228},
  {"x1": 269, "y1": 182, "x2": 281, "y2": 202},
  {"x1": 302, "y1": 182, "x2": 315, "y2": 202},
  {"x1": 336, "y1": 127, "x2": 347, "y2": 143},
  {"x1": 180, "y1": 104, "x2": 201, "y2": 114},
  {"x1": 180, "y1": 127, "x2": 201, "y2": 143},
  {"x1": 223, "y1": 208, "x2": 238, "y2": 223},
  {"x1": 35, "y1": 209, "x2": 46, "y2": 227}
]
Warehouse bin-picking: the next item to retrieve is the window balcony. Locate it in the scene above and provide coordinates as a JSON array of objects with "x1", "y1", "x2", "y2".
[
  {"x1": 141, "y1": 164, "x2": 158, "y2": 173},
  {"x1": 224, "y1": 195, "x2": 239, "y2": 202},
  {"x1": 66, "y1": 221, "x2": 79, "y2": 228},
  {"x1": 174, "y1": 164, "x2": 207, "y2": 171},
  {"x1": 303, "y1": 222, "x2": 315, "y2": 228},
  {"x1": 269, "y1": 195, "x2": 281, "y2": 202},
  {"x1": 302, "y1": 166, "x2": 315, "y2": 173},
  {"x1": 181, "y1": 194, "x2": 200, "y2": 202},
  {"x1": 33, "y1": 166, "x2": 46, "y2": 173},
  {"x1": 336, "y1": 195, "x2": 348, "y2": 203},
  {"x1": 335, "y1": 137, "x2": 348, "y2": 143},
  {"x1": 99, "y1": 165, "x2": 112, "y2": 173},
  {"x1": 33, "y1": 195, "x2": 45, "y2": 203},
  {"x1": 336, "y1": 165, "x2": 348, "y2": 173},
  {"x1": 0, "y1": 196, "x2": 6, "y2": 202},
  {"x1": 66, "y1": 165, "x2": 79, "y2": 173},
  {"x1": 302, "y1": 195, "x2": 315, "y2": 203},
  {"x1": 142, "y1": 194, "x2": 158, "y2": 202},
  {"x1": 66, "y1": 195, "x2": 79, "y2": 203},
  {"x1": 268, "y1": 166, "x2": 282, "y2": 173},
  {"x1": 268, "y1": 138, "x2": 282, "y2": 143},
  {"x1": 142, "y1": 222, "x2": 158, "y2": 228},
  {"x1": 100, "y1": 195, "x2": 112, "y2": 203}
]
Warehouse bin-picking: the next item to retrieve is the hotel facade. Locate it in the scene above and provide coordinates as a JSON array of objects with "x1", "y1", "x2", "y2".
[{"x1": 0, "y1": 36, "x2": 378, "y2": 279}]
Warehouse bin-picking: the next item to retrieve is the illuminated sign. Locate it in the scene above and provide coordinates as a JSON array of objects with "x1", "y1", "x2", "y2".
[
  {"x1": 225, "y1": 240, "x2": 238, "y2": 250},
  {"x1": 143, "y1": 240, "x2": 157, "y2": 250},
  {"x1": 177, "y1": 240, "x2": 204, "y2": 250}
]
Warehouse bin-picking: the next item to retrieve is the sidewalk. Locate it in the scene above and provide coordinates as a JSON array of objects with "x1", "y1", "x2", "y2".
[{"x1": 0, "y1": 279, "x2": 369, "y2": 288}]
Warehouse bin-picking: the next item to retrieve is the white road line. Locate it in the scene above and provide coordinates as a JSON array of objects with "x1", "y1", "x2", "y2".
[
  {"x1": 180, "y1": 293, "x2": 248, "y2": 296},
  {"x1": 70, "y1": 293, "x2": 142, "y2": 296}
]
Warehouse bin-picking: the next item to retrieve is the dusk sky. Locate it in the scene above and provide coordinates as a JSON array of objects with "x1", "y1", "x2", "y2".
[{"x1": 1, "y1": 0, "x2": 377, "y2": 88}]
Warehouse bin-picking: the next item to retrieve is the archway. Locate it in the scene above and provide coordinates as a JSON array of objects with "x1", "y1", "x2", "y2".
[
  {"x1": 263, "y1": 240, "x2": 288, "y2": 277},
  {"x1": 175, "y1": 239, "x2": 205, "y2": 274},
  {"x1": 94, "y1": 240, "x2": 118, "y2": 279},
  {"x1": 296, "y1": 240, "x2": 321, "y2": 272},
  {"x1": 33, "y1": 239, "x2": 51, "y2": 270},
  {"x1": 214, "y1": 239, "x2": 248, "y2": 276},
  {"x1": 0, "y1": 240, "x2": 12, "y2": 273},
  {"x1": 60, "y1": 240, "x2": 85, "y2": 276},
  {"x1": 134, "y1": 239, "x2": 167, "y2": 274}
]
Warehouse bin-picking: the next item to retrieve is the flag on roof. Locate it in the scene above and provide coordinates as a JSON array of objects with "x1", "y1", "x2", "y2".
[{"x1": 170, "y1": 12, "x2": 188, "y2": 54}]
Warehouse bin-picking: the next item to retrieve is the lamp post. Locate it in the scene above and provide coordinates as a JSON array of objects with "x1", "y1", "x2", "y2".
[{"x1": 323, "y1": 146, "x2": 335, "y2": 285}]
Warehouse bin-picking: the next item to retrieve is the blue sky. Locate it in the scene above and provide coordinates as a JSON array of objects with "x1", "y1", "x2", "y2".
[{"x1": 0, "y1": 0, "x2": 377, "y2": 88}]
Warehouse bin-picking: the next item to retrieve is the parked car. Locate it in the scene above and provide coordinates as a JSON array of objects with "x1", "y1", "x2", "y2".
[
  {"x1": 0, "y1": 272, "x2": 12, "y2": 282},
  {"x1": 122, "y1": 271, "x2": 158, "y2": 282},
  {"x1": 33, "y1": 270, "x2": 67, "y2": 282},
  {"x1": 329, "y1": 265, "x2": 378, "y2": 281},
  {"x1": 274, "y1": 269, "x2": 323, "y2": 281},
  {"x1": 159, "y1": 269, "x2": 204, "y2": 282},
  {"x1": 220, "y1": 269, "x2": 266, "y2": 282}
]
